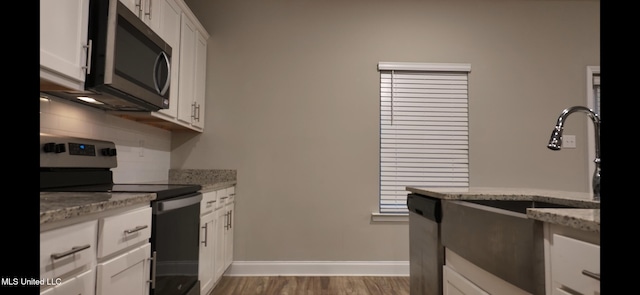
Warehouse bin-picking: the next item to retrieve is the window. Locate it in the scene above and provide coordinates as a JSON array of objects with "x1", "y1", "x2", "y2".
[{"x1": 378, "y1": 62, "x2": 471, "y2": 214}]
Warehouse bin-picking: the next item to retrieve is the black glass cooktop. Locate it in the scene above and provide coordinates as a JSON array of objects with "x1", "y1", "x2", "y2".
[{"x1": 41, "y1": 183, "x2": 202, "y2": 201}]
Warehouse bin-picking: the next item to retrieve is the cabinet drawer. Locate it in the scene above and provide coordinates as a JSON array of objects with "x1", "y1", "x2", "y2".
[
  {"x1": 227, "y1": 186, "x2": 236, "y2": 204},
  {"x1": 201, "y1": 190, "x2": 217, "y2": 215},
  {"x1": 40, "y1": 220, "x2": 97, "y2": 280},
  {"x1": 215, "y1": 188, "x2": 228, "y2": 209},
  {"x1": 41, "y1": 268, "x2": 95, "y2": 295},
  {"x1": 551, "y1": 234, "x2": 600, "y2": 294},
  {"x1": 96, "y1": 243, "x2": 151, "y2": 295},
  {"x1": 98, "y1": 206, "x2": 152, "y2": 258}
]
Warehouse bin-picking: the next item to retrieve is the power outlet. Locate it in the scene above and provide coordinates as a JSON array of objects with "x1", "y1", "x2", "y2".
[
  {"x1": 139, "y1": 139, "x2": 145, "y2": 157},
  {"x1": 563, "y1": 135, "x2": 576, "y2": 149}
]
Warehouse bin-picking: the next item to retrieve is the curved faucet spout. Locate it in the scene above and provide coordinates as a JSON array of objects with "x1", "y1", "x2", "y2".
[{"x1": 547, "y1": 106, "x2": 600, "y2": 200}]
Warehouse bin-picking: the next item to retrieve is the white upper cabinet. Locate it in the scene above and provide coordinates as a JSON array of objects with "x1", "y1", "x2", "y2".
[
  {"x1": 40, "y1": 0, "x2": 90, "y2": 91},
  {"x1": 176, "y1": 10, "x2": 209, "y2": 131},
  {"x1": 119, "y1": 0, "x2": 160, "y2": 33}
]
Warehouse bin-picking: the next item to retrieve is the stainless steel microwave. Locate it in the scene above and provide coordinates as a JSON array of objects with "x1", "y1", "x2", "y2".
[{"x1": 44, "y1": 0, "x2": 172, "y2": 112}]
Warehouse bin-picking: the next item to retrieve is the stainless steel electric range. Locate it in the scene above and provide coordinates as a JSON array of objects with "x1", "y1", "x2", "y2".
[{"x1": 40, "y1": 133, "x2": 202, "y2": 295}]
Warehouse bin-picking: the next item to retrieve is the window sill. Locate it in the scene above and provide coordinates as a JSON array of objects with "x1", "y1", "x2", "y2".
[{"x1": 370, "y1": 212, "x2": 409, "y2": 222}]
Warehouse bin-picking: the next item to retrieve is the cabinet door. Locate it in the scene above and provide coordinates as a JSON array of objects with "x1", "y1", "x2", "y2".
[
  {"x1": 192, "y1": 30, "x2": 207, "y2": 130},
  {"x1": 41, "y1": 268, "x2": 95, "y2": 295},
  {"x1": 40, "y1": 0, "x2": 89, "y2": 90},
  {"x1": 551, "y1": 234, "x2": 600, "y2": 295},
  {"x1": 443, "y1": 265, "x2": 490, "y2": 295},
  {"x1": 214, "y1": 207, "x2": 227, "y2": 280},
  {"x1": 119, "y1": 0, "x2": 140, "y2": 17},
  {"x1": 177, "y1": 13, "x2": 197, "y2": 126},
  {"x1": 224, "y1": 202, "x2": 234, "y2": 270},
  {"x1": 199, "y1": 211, "x2": 217, "y2": 295},
  {"x1": 40, "y1": 220, "x2": 97, "y2": 281},
  {"x1": 98, "y1": 206, "x2": 152, "y2": 258},
  {"x1": 96, "y1": 243, "x2": 151, "y2": 295}
]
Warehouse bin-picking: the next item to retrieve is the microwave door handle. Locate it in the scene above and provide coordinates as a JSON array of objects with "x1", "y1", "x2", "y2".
[{"x1": 153, "y1": 51, "x2": 171, "y2": 96}]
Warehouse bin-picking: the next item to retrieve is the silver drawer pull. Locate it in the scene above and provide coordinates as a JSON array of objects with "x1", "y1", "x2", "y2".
[
  {"x1": 51, "y1": 244, "x2": 91, "y2": 260},
  {"x1": 582, "y1": 270, "x2": 600, "y2": 281},
  {"x1": 207, "y1": 200, "x2": 216, "y2": 204},
  {"x1": 124, "y1": 225, "x2": 148, "y2": 234},
  {"x1": 220, "y1": 196, "x2": 229, "y2": 200}
]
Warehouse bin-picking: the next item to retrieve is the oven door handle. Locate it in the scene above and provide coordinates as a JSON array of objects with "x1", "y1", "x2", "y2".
[{"x1": 155, "y1": 193, "x2": 203, "y2": 213}]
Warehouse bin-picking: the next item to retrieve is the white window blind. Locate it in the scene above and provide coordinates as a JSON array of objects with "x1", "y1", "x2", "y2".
[{"x1": 378, "y1": 62, "x2": 470, "y2": 214}]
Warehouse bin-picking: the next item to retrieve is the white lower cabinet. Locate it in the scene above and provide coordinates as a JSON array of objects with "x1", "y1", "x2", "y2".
[
  {"x1": 199, "y1": 190, "x2": 218, "y2": 295},
  {"x1": 223, "y1": 192, "x2": 235, "y2": 271},
  {"x1": 213, "y1": 202, "x2": 227, "y2": 280},
  {"x1": 40, "y1": 204, "x2": 152, "y2": 295},
  {"x1": 544, "y1": 224, "x2": 600, "y2": 295},
  {"x1": 198, "y1": 186, "x2": 236, "y2": 292},
  {"x1": 443, "y1": 265, "x2": 489, "y2": 295},
  {"x1": 443, "y1": 249, "x2": 530, "y2": 295},
  {"x1": 40, "y1": 269, "x2": 95, "y2": 295},
  {"x1": 96, "y1": 243, "x2": 151, "y2": 295}
]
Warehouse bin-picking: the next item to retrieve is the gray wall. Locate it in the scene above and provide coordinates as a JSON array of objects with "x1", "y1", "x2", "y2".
[{"x1": 172, "y1": 0, "x2": 600, "y2": 262}]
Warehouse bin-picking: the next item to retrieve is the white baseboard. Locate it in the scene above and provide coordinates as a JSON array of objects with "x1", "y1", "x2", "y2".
[{"x1": 225, "y1": 261, "x2": 409, "y2": 276}]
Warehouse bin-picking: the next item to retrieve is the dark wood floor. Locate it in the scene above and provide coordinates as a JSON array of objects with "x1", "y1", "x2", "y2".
[{"x1": 209, "y1": 276, "x2": 410, "y2": 295}]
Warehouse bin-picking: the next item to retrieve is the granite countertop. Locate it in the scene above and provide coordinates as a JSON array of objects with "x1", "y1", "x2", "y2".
[
  {"x1": 406, "y1": 186, "x2": 600, "y2": 232},
  {"x1": 41, "y1": 169, "x2": 238, "y2": 225},
  {"x1": 169, "y1": 169, "x2": 237, "y2": 192},
  {"x1": 40, "y1": 192, "x2": 156, "y2": 225}
]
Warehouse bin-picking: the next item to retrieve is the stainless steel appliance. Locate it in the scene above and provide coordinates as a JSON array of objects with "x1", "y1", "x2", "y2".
[
  {"x1": 40, "y1": 133, "x2": 201, "y2": 295},
  {"x1": 42, "y1": 0, "x2": 172, "y2": 112},
  {"x1": 407, "y1": 193, "x2": 443, "y2": 295}
]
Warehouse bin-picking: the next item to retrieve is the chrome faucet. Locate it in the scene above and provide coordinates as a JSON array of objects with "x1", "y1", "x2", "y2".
[{"x1": 547, "y1": 106, "x2": 600, "y2": 200}]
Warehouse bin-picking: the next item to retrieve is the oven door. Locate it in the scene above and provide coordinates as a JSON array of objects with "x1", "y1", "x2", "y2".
[{"x1": 151, "y1": 192, "x2": 202, "y2": 295}]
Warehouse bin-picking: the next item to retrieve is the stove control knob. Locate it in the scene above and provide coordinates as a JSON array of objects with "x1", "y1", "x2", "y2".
[
  {"x1": 101, "y1": 148, "x2": 117, "y2": 156},
  {"x1": 43, "y1": 143, "x2": 66, "y2": 153},
  {"x1": 43, "y1": 142, "x2": 55, "y2": 153},
  {"x1": 55, "y1": 143, "x2": 66, "y2": 153}
]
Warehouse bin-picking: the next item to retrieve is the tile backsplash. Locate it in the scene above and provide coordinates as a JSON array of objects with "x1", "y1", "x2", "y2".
[{"x1": 39, "y1": 94, "x2": 172, "y2": 183}]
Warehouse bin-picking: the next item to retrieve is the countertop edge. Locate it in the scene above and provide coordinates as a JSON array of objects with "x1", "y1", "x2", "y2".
[
  {"x1": 40, "y1": 192, "x2": 156, "y2": 225},
  {"x1": 407, "y1": 186, "x2": 600, "y2": 232}
]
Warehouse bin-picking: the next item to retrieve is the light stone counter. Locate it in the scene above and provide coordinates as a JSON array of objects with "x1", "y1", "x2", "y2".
[
  {"x1": 169, "y1": 169, "x2": 237, "y2": 192},
  {"x1": 40, "y1": 192, "x2": 156, "y2": 225},
  {"x1": 406, "y1": 186, "x2": 600, "y2": 232},
  {"x1": 526, "y1": 208, "x2": 600, "y2": 232}
]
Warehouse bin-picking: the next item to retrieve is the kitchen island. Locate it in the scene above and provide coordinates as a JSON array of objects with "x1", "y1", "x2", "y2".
[{"x1": 406, "y1": 186, "x2": 600, "y2": 295}]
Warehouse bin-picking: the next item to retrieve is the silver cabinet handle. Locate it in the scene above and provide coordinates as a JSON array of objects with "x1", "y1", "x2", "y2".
[
  {"x1": 224, "y1": 212, "x2": 229, "y2": 230},
  {"x1": 135, "y1": 0, "x2": 143, "y2": 14},
  {"x1": 201, "y1": 223, "x2": 208, "y2": 246},
  {"x1": 229, "y1": 210, "x2": 232, "y2": 229},
  {"x1": 50, "y1": 244, "x2": 90, "y2": 260},
  {"x1": 145, "y1": 0, "x2": 153, "y2": 19},
  {"x1": 83, "y1": 39, "x2": 92, "y2": 74},
  {"x1": 220, "y1": 196, "x2": 228, "y2": 200},
  {"x1": 191, "y1": 102, "x2": 197, "y2": 120},
  {"x1": 207, "y1": 200, "x2": 216, "y2": 204},
  {"x1": 582, "y1": 270, "x2": 600, "y2": 281},
  {"x1": 148, "y1": 251, "x2": 157, "y2": 289},
  {"x1": 124, "y1": 225, "x2": 148, "y2": 234}
]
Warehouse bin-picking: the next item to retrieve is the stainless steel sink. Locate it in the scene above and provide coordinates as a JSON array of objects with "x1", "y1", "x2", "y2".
[{"x1": 440, "y1": 199, "x2": 574, "y2": 295}]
